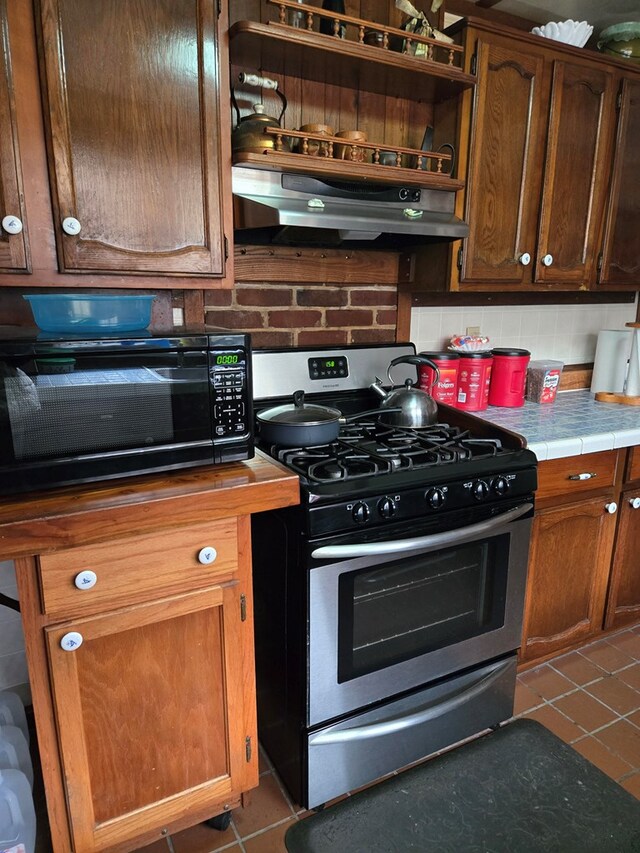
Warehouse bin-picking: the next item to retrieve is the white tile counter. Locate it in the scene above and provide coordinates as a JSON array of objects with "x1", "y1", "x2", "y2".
[{"x1": 473, "y1": 389, "x2": 640, "y2": 460}]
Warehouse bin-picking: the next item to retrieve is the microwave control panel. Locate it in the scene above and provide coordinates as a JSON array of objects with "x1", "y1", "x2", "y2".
[{"x1": 210, "y1": 349, "x2": 250, "y2": 439}]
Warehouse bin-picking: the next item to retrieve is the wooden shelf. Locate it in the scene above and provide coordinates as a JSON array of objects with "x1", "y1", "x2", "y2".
[
  {"x1": 229, "y1": 20, "x2": 476, "y2": 103},
  {"x1": 233, "y1": 150, "x2": 465, "y2": 191}
]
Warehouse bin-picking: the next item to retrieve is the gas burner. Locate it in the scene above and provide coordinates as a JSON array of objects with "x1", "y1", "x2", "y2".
[{"x1": 277, "y1": 441, "x2": 394, "y2": 483}]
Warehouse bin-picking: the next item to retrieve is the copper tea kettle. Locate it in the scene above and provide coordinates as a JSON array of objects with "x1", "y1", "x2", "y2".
[{"x1": 231, "y1": 72, "x2": 290, "y2": 154}]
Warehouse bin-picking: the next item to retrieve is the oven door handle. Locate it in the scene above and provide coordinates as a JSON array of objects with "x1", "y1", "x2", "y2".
[
  {"x1": 311, "y1": 502, "x2": 533, "y2": 559},
  {"x1": 311, "y1": 658, "x2": 512, "y2": 744}
]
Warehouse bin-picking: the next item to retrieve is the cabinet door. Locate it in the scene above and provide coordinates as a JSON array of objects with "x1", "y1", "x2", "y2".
[
  {"x1": 0, "y1": 0, "x2": 29, "y2": 272},
  {"x1": 520, "y1": 496, "x2": 616, "y2": 664},
  {"x1": 605, "y1": 489, "x2": 640, "y2": 630},
  {"x1": 460, "y1": 39, "x2": 547, "y2": 285},
  {"x1": 535, "y1": 61, "x2": 616, "y2": 286},
  {"x1": 38, "y1": 0, "x2": 227, "y2": 276},
  {"x1": 599, "y1": 77, "x2": 640, "y2": 287},
  {"x1": 46, "y1": 584, "x2": 257, "y2": 852}
]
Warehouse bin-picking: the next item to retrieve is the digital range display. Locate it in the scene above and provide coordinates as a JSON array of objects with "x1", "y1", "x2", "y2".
[{"x1": 308, "y1": 355, "x2": 348, "y2": 379}]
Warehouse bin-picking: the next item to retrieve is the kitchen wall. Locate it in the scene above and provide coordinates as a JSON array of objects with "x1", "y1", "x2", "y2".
[
  {"x1": 410, "y1": 298, "x2": 639, "y2": 363},
  {"x1": 0, "y1": 560, "x2": 29, "y2": 704}
]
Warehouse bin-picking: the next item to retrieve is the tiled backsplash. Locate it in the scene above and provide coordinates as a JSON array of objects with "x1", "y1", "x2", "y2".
[
  {"x1": 410, "y1": 300, "x2": 638, "y2": 364},
  {"x1": 0, "y1": 560, "x2": 30, "y2": 704}
]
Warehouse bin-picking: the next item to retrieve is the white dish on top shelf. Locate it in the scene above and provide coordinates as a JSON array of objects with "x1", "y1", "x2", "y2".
[{"x1": 531, "y1": 19, "x2": 593, "y2": 48}]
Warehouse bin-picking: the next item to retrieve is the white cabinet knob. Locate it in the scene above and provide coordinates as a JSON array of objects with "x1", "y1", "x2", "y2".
[
  {"x1": 60, "y1": 631, "x2": 83, "y2": 651},
  {"x1": 519, "y1": 252, "x2": 531, "y2": 266},
  {"x1": 541, "y1": 253, "x2": 554, "y2": 267},
  {"x1": 198, "y1": 546, "x2": 218, "y2": 565},
  {"x1": 2, "y1": 215, "x2": 23, "y2": 234},
  {"x1": 74, "y1": 570, "x2": 97, "y2": 590},
  {"x1": 62, "y1": 216, "x2": 81, "y2": 235},
  {"x1": 629, "y1": 497, "x2": 640, "y2": 510},
  {"x1": 605, "y1": 502, "x2": 618, "y2": 514}
]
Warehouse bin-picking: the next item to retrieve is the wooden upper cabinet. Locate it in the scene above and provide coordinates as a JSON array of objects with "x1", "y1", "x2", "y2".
[
  {"x1": 460, "y1": 29, "x2": 617, "y2": 291},
  {"x1": 0, "y1": 0, "x2": 30, "y2": 273},
  {"x1": 599, "y1": 77, "x2": 640, "y2": 288},
  {"x1": 37, "y1": 0, "x2": 229, "y2": 277},
  {"x1": 535, "y1": 61, "x2": 615, "y2": 285},
  {"x1": 461, "y1": 41, "x2": 546, "y2": 285}
]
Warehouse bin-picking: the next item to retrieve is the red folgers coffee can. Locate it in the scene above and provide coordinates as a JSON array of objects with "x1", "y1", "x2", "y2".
[
  {"x1": 456, "y1": 352, "x2": 493, "y2": 411},
  {"x1": 488, "y1": 348, "x2": 531, "y2": 407},
  {"x1": 418, "y1": 352, "x2": 460, "y2": 406}
]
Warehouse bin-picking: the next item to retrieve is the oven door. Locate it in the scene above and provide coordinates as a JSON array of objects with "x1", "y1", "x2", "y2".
[{"x1": 307, "y1": 502, "x2": 532, "y2": 726}]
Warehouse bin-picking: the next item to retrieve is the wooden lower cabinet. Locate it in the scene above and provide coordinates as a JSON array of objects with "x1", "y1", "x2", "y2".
[
  {"x1": 605, "y1": 487, "x2": 640, "y2": 630},
  {"x1": 520, "y1": 495, "x2": 617, "y2": 663}
]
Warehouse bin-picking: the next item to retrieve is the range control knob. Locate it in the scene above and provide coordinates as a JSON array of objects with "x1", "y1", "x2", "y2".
[
  {"x1": 472, "y1": 480, "x2": 489, "y2": 501},
  {"x1": 426, "y1": 487, "x2": 446, "y2": 510},
  {"x1": 377, "y1": 497, "x2": 396, "y2": 519},
  {"x1": 352, "y1": 501, "x2": 370, "y2": 524},
  {"x1": 492, "y1": 476, "x2": 510, "y2": 496}
]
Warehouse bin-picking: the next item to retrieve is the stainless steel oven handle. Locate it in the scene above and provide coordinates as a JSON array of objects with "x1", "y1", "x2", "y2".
[
  {"x1": 311, "y1": 502, "x2": 533, "y2": 559},
  {"x1": 311, "y1": 659, "x2": 512, "y2": 744}
]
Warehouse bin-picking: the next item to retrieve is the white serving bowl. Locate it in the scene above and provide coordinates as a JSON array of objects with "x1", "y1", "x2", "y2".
[{"x1": 531, "y1": 19, "x2": 593, "y2": 48}]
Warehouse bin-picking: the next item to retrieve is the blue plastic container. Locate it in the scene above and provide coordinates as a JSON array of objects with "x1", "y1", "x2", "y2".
[{"x1": 23, "y1": 294, "x2": 156, "y2": 333}]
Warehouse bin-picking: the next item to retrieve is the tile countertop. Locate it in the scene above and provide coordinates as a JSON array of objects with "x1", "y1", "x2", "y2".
[{"x1": 473, "y1": 389, "x2": 640, "y2": 461}]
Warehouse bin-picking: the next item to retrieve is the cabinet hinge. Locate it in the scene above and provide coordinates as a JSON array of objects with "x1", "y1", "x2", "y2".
[
  {"x1": 224, "y1": 235, "x2": 229, "y2": 260},
  {"x1": 245, "y1": 735, "x2": 252, "y2": 762},
  {"x1": 457, "y1": 246, "x2": 464, "y2": 270},
  {"x1": 240, "y1": 593, "x2": 247, "y2": 622},
  {"x1": 616, "y1": 91, "x2": 622, "y2": 110},
  {"x1": 597, "y1": 252, "x2": 604, "y2": 284},
  {"x1": 217, "y1": 0, "x2": 222, "y2": 16},
  {"x1": 470, "y1": 53, "x2": 477, "y2": 76}
]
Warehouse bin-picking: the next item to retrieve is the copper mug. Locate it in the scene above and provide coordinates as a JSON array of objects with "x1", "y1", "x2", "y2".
[{"x1": 334, "y1": 130, "x2": 367, "y2": 162}]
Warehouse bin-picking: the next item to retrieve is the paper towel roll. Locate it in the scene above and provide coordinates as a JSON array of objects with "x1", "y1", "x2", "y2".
[{"x1": 590, "y1": 329, "x2": 633, "y2": 394}]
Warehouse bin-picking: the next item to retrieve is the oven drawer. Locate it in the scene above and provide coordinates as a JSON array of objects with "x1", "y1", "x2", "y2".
[
  {"x1": 38, "y1": 518, "x2": 238, "y2": 618},
  {"x1": 306, "y1": 656, "x2": 516, "y2": 809}
]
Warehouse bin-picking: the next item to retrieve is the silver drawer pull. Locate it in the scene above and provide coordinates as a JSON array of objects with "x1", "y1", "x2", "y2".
[{"x1": 568, "y1": 472, "x2": 596, "y2": 480}]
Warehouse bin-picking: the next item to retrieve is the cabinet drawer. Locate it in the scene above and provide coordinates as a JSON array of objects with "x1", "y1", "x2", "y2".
[
  {"x1": 536, "y1": 451, "x2": 619, "y2": 501},
  {"x1": 39, "y1": 519, "x2": 238, "y2": 618}
]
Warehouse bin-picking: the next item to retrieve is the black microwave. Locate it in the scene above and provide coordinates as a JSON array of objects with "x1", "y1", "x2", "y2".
[{"x1": 0, "y1": 329, "x2": 253, "y2": 496}]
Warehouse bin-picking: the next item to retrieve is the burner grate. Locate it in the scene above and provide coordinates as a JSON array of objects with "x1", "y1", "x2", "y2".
[{"x1": 266, "y1": 421, "x2": 504, "y2": 484}]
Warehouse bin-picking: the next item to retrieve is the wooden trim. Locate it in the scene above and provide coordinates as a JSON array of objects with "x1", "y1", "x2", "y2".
[
  {"x1": 407, "y1": 290, "x2": 636, "y2": 306},
  {"x1": 234, "y1": 245, "x2": 399, "y2": 283},
  {"x1": 559, "y1": 365, "x2": 592, "y2": 391},
  {"x1": 396, "y1": 290, "x2": 412, "y2": 341},
  {"x1": 13, "y1": 555, "x2": 73, "y2": 852}
]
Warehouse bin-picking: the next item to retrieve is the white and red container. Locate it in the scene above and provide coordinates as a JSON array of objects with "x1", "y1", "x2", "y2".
[
  {"x1": 526, "y1": 360, "x2": 564, "y2": 404},
  {"x1": 456, "y1": 352, "x2": 493, "y2": 411},
  {"x1": 488, "y1": 348, "x2": 531, "y2": 408},
  {"x1": 418, "y1": 352, "x2": 460, "y2": 406}
]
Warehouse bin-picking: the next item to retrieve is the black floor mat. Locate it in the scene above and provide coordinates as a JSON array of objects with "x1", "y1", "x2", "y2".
[{"x1": 285, "y1": 719, "x2": 640, "y2": 853}]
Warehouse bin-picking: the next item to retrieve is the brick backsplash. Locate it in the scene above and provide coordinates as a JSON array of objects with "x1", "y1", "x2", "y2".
[{"x1": 205, "y1": 282, "x2": 398, "y2": 347}]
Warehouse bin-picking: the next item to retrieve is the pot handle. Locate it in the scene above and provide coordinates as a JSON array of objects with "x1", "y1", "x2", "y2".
[
  {"x1": 387, "y1": 355, "x2": 440, "y2": 387},
  {"x1": 293, "y1": 389, "x2": 305, "y2": 408}
]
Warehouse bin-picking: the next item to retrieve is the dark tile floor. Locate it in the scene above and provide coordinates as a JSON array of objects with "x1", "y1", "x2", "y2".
[{"x1": 34, "y1": 622, "x2": 640, "y2": 853}]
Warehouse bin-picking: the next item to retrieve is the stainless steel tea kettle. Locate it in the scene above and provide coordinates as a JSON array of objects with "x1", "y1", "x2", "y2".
[
  {"x1": 370, "y1": 354, "x2": 440, "y2": 428},
  {"x1": 231, "y1": 72, "x2": 290, "y2": 154}
]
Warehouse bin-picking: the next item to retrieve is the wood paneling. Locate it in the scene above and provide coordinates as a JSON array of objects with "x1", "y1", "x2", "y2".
[
  {"x1": 520, "y1": 494, "x2": 617, "y2": 662},
  {"x1": 461, "y1": 39, "x2": 547, "y2": 284},
  {"x1": 234, "y1": 245, "x2": 399, "y2": 283},
  {"x1": 599, "y1": 77, "x2": 640, "y2": 287},
  {"x1": 535, "y1": 61, "x2": 615, "y2": 285},
  {"x1": 0, "y1": 0, "x2": 30, "y2": 273},
  {"x1": 46, "y1": 584, "x2": 253, "y2": 850},
  {"x1": 39, "y1": 518, "x2": 239, "y2": 618},
  {"x1": 605, "y1": 487, "x2": 640, "y2": 629}
]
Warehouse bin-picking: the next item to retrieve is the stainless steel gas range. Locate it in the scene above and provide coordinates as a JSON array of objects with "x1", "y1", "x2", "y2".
[{"x1": 250, "y1": 343, "x2": 537, "y2": 809}]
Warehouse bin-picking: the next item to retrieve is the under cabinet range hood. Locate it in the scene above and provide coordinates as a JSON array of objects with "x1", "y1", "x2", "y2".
[{"x1": 232, "y1": 167, "x2": 469, "y2": 247}]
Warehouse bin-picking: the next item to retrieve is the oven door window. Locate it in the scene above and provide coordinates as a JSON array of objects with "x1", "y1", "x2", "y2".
[
  {"x1": 338, "y1": 537, "x2": 509, "y2": 683},
  {"x1": 0, "y1": 350, "x2": 210, "y2": 464}
]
